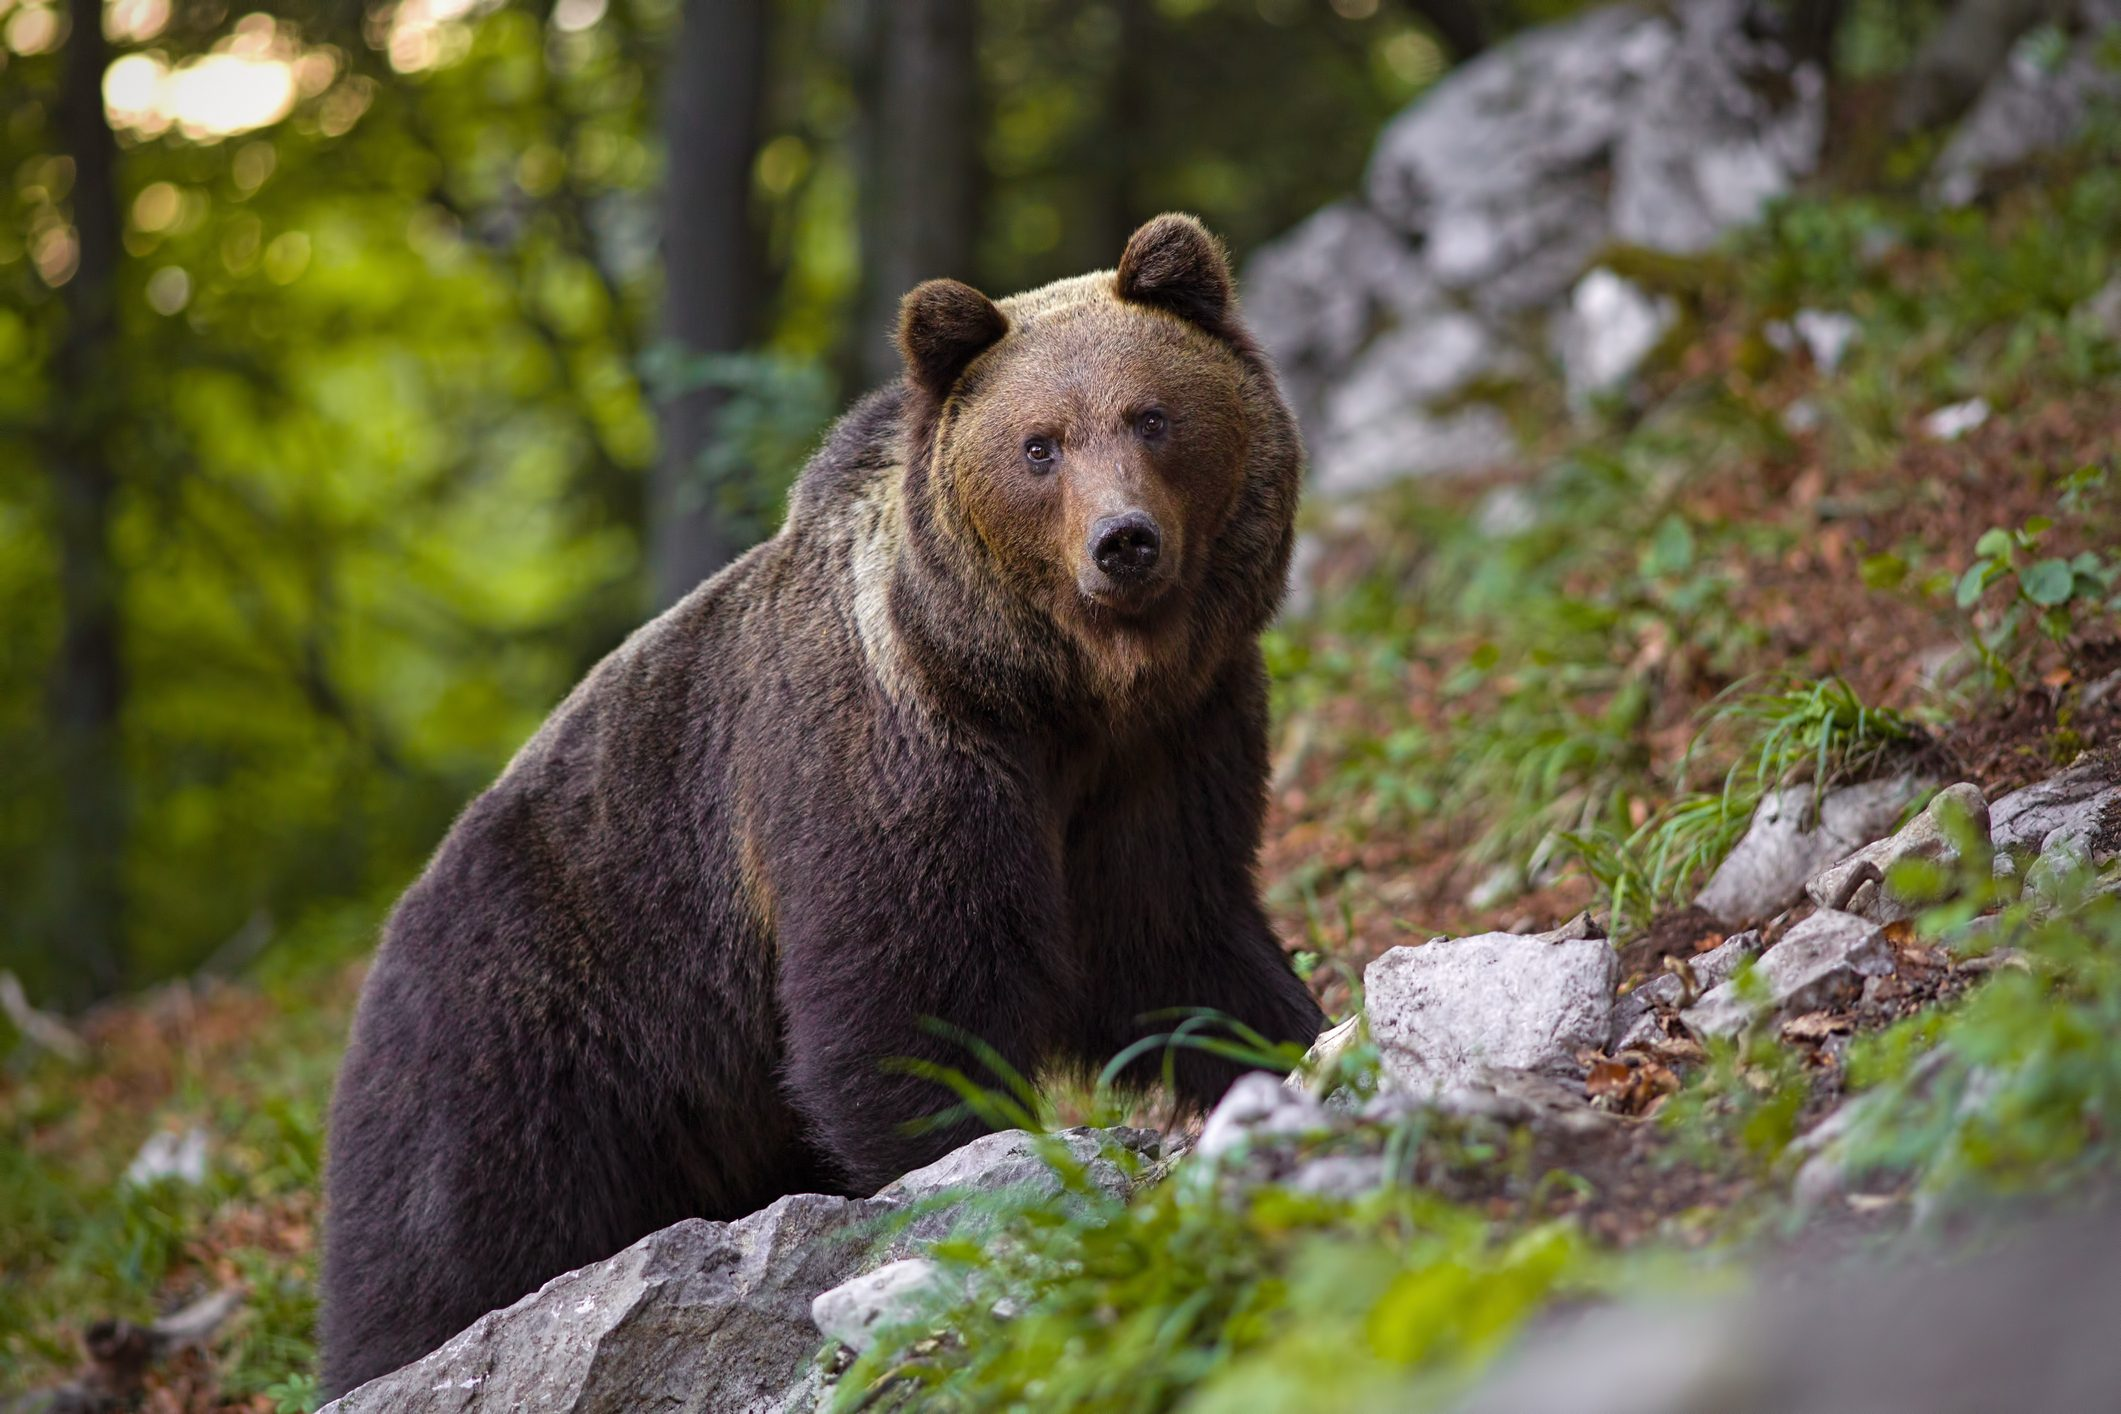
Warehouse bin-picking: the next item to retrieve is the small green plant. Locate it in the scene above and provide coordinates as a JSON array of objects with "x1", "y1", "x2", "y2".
[{"x1": 1954, "y1": 490, "x2": 2120, "y2": 690}]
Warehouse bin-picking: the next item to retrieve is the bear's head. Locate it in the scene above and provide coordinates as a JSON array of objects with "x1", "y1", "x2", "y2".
[{"x1": 894, "y1": 214, "x2": 1300, "y2": 723}]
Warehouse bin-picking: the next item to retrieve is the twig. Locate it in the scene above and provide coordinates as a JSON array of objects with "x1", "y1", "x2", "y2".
[{"x1": 0, "y1": 971, "x2": 87, "y2": 1064}]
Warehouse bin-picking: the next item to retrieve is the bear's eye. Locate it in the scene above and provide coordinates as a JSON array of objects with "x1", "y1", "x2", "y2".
[
  {"x1": 1135, "y1": 409, "x2": 1169, "y2": 441},
  {"x1": 1023, "y1": 436, "x2": 1057, "y2": 470}
]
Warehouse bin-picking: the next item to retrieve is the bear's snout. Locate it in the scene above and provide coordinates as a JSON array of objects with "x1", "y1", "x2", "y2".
[{"x1": 1089, "y1": 511, "x2": 1163, "y2": 582}]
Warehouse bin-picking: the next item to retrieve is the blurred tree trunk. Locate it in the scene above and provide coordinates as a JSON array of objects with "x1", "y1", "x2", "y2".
[
  {"x1": 1404, "y1": 0, "x2": 1487, "y2": 60},
  {"x1": 1090, "y1": 0, "x2": 1151, "y2": 265},
  {"x1": 1779, "y1": 0, "x2": 1848, "y2": 72},
  {"x1": 651, "y1": 0, "x2": 769, "y2": 607},
  {"x1": 1892, "y1": 0, "x2": 2069, "y2": 133},
  {"x1": 852, "y1": 0, "x2": 981, "y2": 390},
  {"x1": 47, "y1": 0, "x2": 128, "y2": 1004}
]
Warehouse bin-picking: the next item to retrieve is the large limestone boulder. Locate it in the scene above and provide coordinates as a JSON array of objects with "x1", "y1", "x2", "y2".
[
  {"x1": 324, "y1": 1194, "x2": 885, "y2": 1414},
  {"x1": 1244, "y1": 0, "x2": 1826, "y2": 498},
  {"x1": 1931, "y1": 2, "x2": 2121, "y2": 207},
  {"x1": 322, "y1": 1126, "x2": 1157, "y2": 1413},
  {"x1": 1364, "y1": 4, "x2": 1673, "y2": 310},
  {"x1": 1366, "y1": 918, "x2": 1619, "y2": 1096}
]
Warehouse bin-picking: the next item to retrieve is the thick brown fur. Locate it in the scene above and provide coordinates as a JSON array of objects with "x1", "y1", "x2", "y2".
[{"x1": 318, "y1": 213, "x2": 1322, "y2": 1397}]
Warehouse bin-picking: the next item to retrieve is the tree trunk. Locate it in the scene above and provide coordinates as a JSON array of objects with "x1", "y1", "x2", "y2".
[
  {"x1": 1091, "y1": 0, "x2": 1151, "y2": 266},
  {"x1": 1405, "y1": 0, "x2": 1487, "y2": 61},
  {"x1": 47, "y1": 0, "x2": 128, "y2": 1005},
  {"x1": 853, "y1": 0, "x2": 981, "y2": 390},
  {"x1": 1779, "y1": 0, "x2": 1849, "y2": 73},
  {"x1": 651, "y1": 0, "x2": 769, "y2": 607}
]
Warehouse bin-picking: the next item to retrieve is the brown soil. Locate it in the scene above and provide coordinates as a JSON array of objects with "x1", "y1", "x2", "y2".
[{"x1": 1269, "y1": 388, "x2": 2121, "y2": 989}]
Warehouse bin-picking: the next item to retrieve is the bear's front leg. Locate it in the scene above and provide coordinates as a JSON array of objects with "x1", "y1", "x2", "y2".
[
  {"x1": 772, "y1": 744, "x2": 1078, "y2": 1194},
  {"x1": 1064, "y1": 660, "x2": 1325, "y2": 1113}
]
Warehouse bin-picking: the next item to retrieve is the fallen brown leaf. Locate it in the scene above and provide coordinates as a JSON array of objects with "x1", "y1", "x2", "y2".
[{"x1": 1781, "y1": 1010, "x2": 1855, "y2": 1042}]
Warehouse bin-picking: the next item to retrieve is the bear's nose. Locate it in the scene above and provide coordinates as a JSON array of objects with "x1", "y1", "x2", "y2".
[{"x1": 1090, "y1": 512, "x2": 1162, "y2": 580}]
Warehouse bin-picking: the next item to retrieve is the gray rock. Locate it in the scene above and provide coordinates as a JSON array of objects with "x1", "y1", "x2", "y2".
[
  {"x1": 1555, "y1": 268, "x2": 1675, "y2": 403},
  {"x1": 1610, "y1": 929, "x2": 1762, "y2": 1050},
  {"x1": 1806, "y1": 782, "x2": 1992, "y2": 924},
  {"x1": 1472, "y1": 487, "x2": 1541, "y2": 540},
  {"x1": 1681, "y1": 909, "x2": 1894, "y2": 1038},
  {"x1": 2021, "y1": 827, "x2": 2118, "y2": 906},
  {"x1": 1779, "y1": 395, "x2": 1824, "y2": 435},
  {"x1": 2082, "y1": 274, "x2": 2121, "y2": 344},
  {"x1": 1196, "y1": 1072, "x2": 1330, "y2": 1160},
  {"x1": 810, "y1": 1257, "x2": 947, "y2": 1354},
  {"x1": 880, "y1": 1125, "x2": 1155, "y2": 1208},
  {"x1": 1283, "y1": 1154, "x2": 1389, "y2": 1199},
  {"x1": 1921, "y1": 397, "x2": 1991, "y2": 440},
  {"x1": 1431, "y1": 1066, "x2": 1615, "y2": 1138},
  {"x1": 1790, "y1": 308, "x2": 1858, "y2": 372},
  {"x1": 1365, "y1": 4, "x2": 1671, "y2": 309},
  {"x1": 1694, "y1": 776, "x2": 1926, "y2": 924},
  {"x1": 1355, "y1": 1065, "x2": 1611, "y2": 1138},
  {"x1": 1450, "y1": 1205, "x2": 2121, "y2": 1414},
  {"x1": 325, "y1": 1195, "x2": 887, "y2": 1414},
  {"x1": 1787, "y1": 1048, "x2": 1956, "y2": 1210},
  {"x1": 326, "y1": 1126, "x2": 1158, "y2": 1413},
  {"x1": 1243, "y1": 204, "x2": 1523, "y2": 494},
  {"x1": 1366, "y1": 923, "x2": 1619, "y2": 1096},
  {"x1": 1244, "y1": 0, "x2": 1827, "y2": 500},
  {"x1": 1242, "y1": 201, "x2": 1434, "y2": 429},
  {"x1": 1932, "y1": 8, "x2": 2121, "y2": 207},
  {"x1": 1308, "y1": 317, "x2": 1522, "y2": 494},
  {"x1": 1284, "y1": 1013, "x2": 1365, "y2": 1098},
  {"x1": 1988, "y1": 751, "x2": 2121, "y2": 864},
  {"x1": 123, "y1": 1126, "x2": 211, "y2": 1188},
  {"x1": 1608, "y1": 0, "x2": 1824, "y2": 254}
]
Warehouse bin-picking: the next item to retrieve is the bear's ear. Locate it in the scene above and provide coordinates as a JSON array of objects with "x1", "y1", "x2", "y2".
[
  {"x1": 1116, "y1": 213, "x2": 1232, "y2": 333},
  {"x1": 898, "y1": 279, "x2": 1009, "y2": 400}
]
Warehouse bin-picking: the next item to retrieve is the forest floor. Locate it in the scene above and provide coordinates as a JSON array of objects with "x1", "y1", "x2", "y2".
[{"x1": 6, "y1": 158, "x2": 2121, "y2": 1411}]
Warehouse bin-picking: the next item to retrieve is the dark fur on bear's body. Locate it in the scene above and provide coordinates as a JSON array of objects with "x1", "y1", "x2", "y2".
[{"x1": 319, "y1": 215, "x2": 1324, "y2": 1396}]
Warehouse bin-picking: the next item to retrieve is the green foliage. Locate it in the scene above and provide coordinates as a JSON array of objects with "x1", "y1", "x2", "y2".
[
  {"x1": 1569, "y1": 675, "x2": 1923, "y2": 930},
  {"x1": 1739, "y1": 163, "x2": 2121, "y2": 459},
  {"x1": 835, "y1": 1152, "x2": 1605, "y2": 1413},
  {"x1": 640, "y1": 345, "x2": 837, "y2": 545},
  {"x1": 1952, "y1": 478, "x2": 2121, "y2": 691},
  {"x1": 1826, "y1": 864, "x2": 2121, "y2": 1208},
  {"x1": 0, "y1": 0, "x2": 1477, "y2": 1002},
  {"x1": 0, "y1": 975, "x2": 340, "y2": 1396}
]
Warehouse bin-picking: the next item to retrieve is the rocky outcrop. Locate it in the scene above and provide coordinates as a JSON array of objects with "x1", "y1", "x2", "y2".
[
  {"x1": 1681, "y1": 909, "x2": 1895, "y2": 1038},
  {"x1": 1988, "y1": 749, "x2": 2121, "y2": 866},
  {"x1": 1693, "y1": 776, "x2": 1927, "y2": 925},
  {"x1": 1249, "y1": 0, "x2": 2119, "y2": 504},
  {"x1": 1246, "y1": 0, "x2": 1825, "y2": 492},
  {"x1": 1609, "y1": 928, "x2": 1761, "y2": 1050},
  {"x1": 322, "y1": 1126, "x2": 1159, "y2": 1414},
  {"x1": 1931, "y1": 1, "x2": 2121, "y2": 207},
  {"x1": 810, "y1": 1258, "x2": 948, "y2": 1356},
  {"x1": 325, "y1": 1195, "x2": 885, "y2": 1414},
  {"x1": 1805, "y1": 783, "x2": 1990, "y2": 924}
]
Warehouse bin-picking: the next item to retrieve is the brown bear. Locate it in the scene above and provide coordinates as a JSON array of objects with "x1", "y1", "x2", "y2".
[{"x1": 317, "y1": 213, "x2": 1323, "y2": 1396}]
